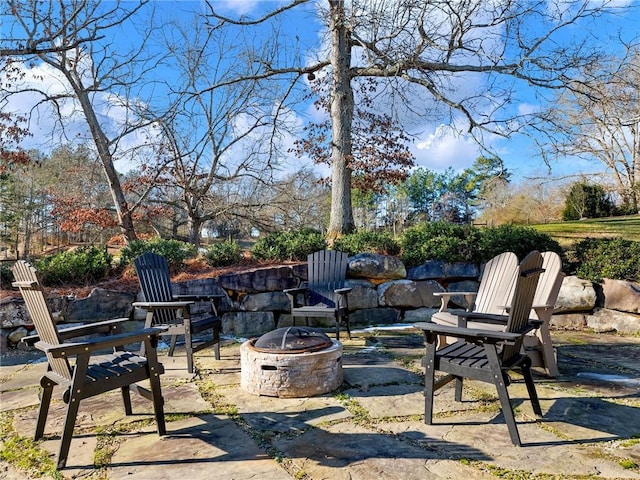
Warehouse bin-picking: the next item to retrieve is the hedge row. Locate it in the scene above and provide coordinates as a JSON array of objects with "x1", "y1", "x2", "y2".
[{"x1": 3, "y1": 223, "x2": 638, "y2": 285}]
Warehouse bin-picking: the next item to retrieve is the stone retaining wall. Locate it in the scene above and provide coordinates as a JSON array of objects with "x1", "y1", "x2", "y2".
[{"x1": 2, "y1": 252, "x2": 639, "y2": 353}]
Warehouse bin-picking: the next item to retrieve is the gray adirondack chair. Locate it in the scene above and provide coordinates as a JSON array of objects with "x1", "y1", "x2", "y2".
[
  {"x1": 414, "y1": 250, "x2": 545, "y2": 446},
  {"x1": 133, "y1": 252, "x2": 223, "y2": 373},
  {"x1": 12, "y1": 260, "x2": 166, "y2": 469},
  {"x1": 284, "y1": 250, "x2": 352, "y2": 340}
]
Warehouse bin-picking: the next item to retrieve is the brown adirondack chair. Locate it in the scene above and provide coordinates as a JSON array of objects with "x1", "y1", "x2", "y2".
[
  {"x1": 284, "y1": 250, "x2": 352, "y2": 340},
  {"x1": 133, "y1": 252, "x2": 223, "y2": 373},
  {"x1": 413, "y1": 250, "x2": 545, "y2": 446},
  {"x1": 12, "y1": 260, "x2": 166, "y2": 470}
]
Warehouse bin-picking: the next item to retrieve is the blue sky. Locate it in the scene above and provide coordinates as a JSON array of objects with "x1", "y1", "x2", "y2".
[{"x1": 4, "y1": 0, "x2": 639, "y2": 185}]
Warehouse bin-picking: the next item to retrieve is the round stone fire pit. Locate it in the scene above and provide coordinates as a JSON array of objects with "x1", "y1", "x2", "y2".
[{"x1": 240, "y1": 326, "x2": 343, "y2": 398}]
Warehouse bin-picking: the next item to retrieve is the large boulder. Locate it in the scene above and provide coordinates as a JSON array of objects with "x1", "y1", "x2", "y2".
[
  {"x1": 377, "y1": 280, "x2": 444, "y2": 308},
  {"x1": 349, "y1": 307, "x2": 400, "y2": 326},
  {"x1": 345, "y1": 279, "x2": 378, "y2": 310},
  {"x1": 408, "y1": 261, "x2": 479, "y2": 281},
  {"x1": 555, "y1": 276, "x2": 597, "y2": 313},
  {"x1": 348, "y1": 253, "x2": 406, "y2": 280},
  {"x1": 240, "y1": 291, "x2": 290, "y2": 312},
  {"x1": 218, "y1": 266, "x2": 297, "y2": 293},
  {"x1": 602, "y1": 279, "x2": 640, "y2": 314},
  {"x1": 586, "y1": 308, "x2": 640, "y2": 334},
  {"x1": 66, "y1": 288, "x2": 135, "y2": 323},
  {"x1": 550, "y1": 312, "x2": 588, "y2": 330},
  {"x1": 403, "y1": 307, "x2": 437, "y2": 323},
  {"x1": 221, "y1": 311, "x2": 275, "y2": 337}
]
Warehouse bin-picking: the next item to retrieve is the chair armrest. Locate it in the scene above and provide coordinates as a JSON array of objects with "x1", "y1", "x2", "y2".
[
  {"x1": 173, "y1": 294, "x2": 224, "y2": 302},
  {"x1": 433, "y1": 291, "x2": 477, "y2": 312},
  {"x1": 35, "y1": 327, "x2": 166, "y2": 358},
  {"x1": 22, "y1": 318, "x2": 130, "y2": 346},
  {"x1": 283, "y1": 287, "x2": 307, "y2": 295},
  {"x1": 132, "y1": 301, "x2": 194, "y2": 310},
  {"x1": 457, "y1": 311, "x2": 510, "y2": 326},
  {"x1": 284, "y1": 287, "x2": 309, "y2": 309},
  {"x1": 413, "y1": 321, "x2": 532, "y2": 345}
]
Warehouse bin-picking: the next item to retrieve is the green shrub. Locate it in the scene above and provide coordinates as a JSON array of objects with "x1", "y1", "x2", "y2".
[
  {"x1": 0, "y1": 262, "x2": 15, "y2": 288},
  {"x1": 574, "y1": 238, "x2": 640, "y2": 282},
  {"x1": 333, "y1": 230, "x2": 400, "y2": 256},
  {"x1": 118, "y1": 238, "x2": 196, "y2": 271},
  {"x1": 252, "y1": 229, "x2": 327, "y2": 261},
  {"x1": 204, "y1": 240, "x2": 243, "y2": 267},
  {"x1": 0, "y1": 262, "x2": 14, "y2": 287},
  {"x1": 399, "y1": 222, "x2": 480, "y2": 266},
  {"x1": 36, "y1": 246, "x2": 112, "y2": 285},
  {"x1": 477, "y1": 225, "x2": 562, "y2": 263}
]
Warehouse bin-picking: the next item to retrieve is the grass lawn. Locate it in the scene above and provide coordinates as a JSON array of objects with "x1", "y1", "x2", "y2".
[{"x1": 531, "y1": 214, "x2": 640, "y2": 245}]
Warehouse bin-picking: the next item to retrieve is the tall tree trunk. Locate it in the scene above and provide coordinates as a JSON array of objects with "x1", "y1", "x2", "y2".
[
  {"x1": 72, "y1": 79, "x2": 137, "y2": 244},
  {"x1": 327, "y1": 0, "x2": 355, "y2": 241},
  {"x1": 188, "y1": 216, "x2": 202, "y2": 250}
]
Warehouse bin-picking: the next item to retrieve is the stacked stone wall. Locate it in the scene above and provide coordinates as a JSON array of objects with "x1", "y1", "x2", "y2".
[{"x1": 2, "y1": 252, "x2": 639, "y2": 353}]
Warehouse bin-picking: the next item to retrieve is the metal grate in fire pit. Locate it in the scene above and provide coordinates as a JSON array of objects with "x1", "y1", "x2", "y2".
[{"x1": 252, "y1": 326, "x2": 333, "y2": 354}]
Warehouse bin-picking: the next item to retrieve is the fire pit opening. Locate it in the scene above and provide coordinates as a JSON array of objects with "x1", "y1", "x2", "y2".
[
  {"x1": 252, "y1": 326, "x2": 334, "y2": 354},
  {"x1": 241, "y1": 326, "x2": 343, "y2": 398}
]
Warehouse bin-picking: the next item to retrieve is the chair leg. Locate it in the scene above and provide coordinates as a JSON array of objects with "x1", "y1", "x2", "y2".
[
  {"x1": 121, "y1": 385, "x2": 133, "y2": 415},
  {"x1": 521, "y1": 359, "x2": 543, "y2": 417},
  {"x1": 537, "y1": 324, "x2": 559, "y2": 377},
  {"x1": 184, "y1": 324, "x2": 194, "y2": 374},
  {"x1": 454, "y1": 377, "x2": 463, "y2": 402},
  {"x1": 35, "y1": 378, "x2": 54, "y2": 440},
  {"x1": 485, "y1": 345, "x2": 521, "y2": 446},
  {"x1": 57, "y1": 398, "x2": 81, "y2": 469},
  {"x1": 343, "y1": 313, "x2": 351, "y2": 340},
  {"x1": 214, "y1": 325, "x2": 221, "y2": 360},
  {"x1": 168, "y1": 335, "x2": 178, "y2": 357},
  {"x1": 58, "y1": 357, "x2": 90, "y2": 469},
  {"x1": 144, "y1": 339, "x2": 166, "y2": 436},
  {"x1": 423, "y1": 337, "x2": 437, "y2": 425}
]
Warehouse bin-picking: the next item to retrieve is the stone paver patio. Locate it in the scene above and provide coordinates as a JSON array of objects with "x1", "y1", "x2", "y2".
[{"x1": 1, "y1": 329, "x2": 639, "y2": 479}]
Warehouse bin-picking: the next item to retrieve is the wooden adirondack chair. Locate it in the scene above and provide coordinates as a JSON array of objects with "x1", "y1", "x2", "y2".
[
  {"x1": 12, "y1": 260, "x2": 166, "y2": 469},
  {"x1": 524, "y1": 251, "x2": 565, "y2": 377},
  {"x1": 433, "y1": 251, "x2": 564, "y2": 377},
  {"x1": 133, "y1": 252, "x2": 223, "y2": 373},
  {"x1": 431, "y1": 251, "x2": 519, "y2": 345},
  {"x1": 433, "y1": 251, "x2": 519, "y2": 317},
  {"x1": 414, "y1": 250, "x2": 545, "y2": 446},
  {"x1": 284, "y1": 250, "x2": 352, "y2": 340}
]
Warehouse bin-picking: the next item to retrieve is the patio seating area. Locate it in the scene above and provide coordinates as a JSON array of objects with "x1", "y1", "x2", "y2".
[{"x1": 1, "y1": 328, "x2": 639, "y2": 479}]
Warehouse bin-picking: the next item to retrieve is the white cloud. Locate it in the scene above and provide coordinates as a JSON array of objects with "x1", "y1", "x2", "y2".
[{"x1": 413, "y1": 125, "x2": 482, "y2": 171}]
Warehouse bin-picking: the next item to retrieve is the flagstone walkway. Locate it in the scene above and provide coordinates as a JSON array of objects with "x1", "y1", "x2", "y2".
[{"x1": 1, "y1": 330, "x2": 639, "y2": 479}]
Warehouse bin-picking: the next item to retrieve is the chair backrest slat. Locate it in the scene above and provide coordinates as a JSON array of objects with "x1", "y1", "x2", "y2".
[
  {"x1": 531, "y1": 251, "x2": 565, "y2": 320},
  {"x1": 134, "y1": 253, "x2": 178, "y2": 324},
  {"x1": 502, "y1": 251, "x2": 544, "y2": 362},
  {"x1": 12, "y1": 261, "x2": 72, "y2": 381},
  {"x1": 307, "y1": 250, "x2": 348, "y2": 307},
  {"x1": 474, "y1": 252, "x2": 519, "y2": 314}
]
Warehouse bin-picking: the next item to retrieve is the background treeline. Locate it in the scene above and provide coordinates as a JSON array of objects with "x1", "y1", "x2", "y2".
[
  {"x1": 2, "y1": 223, "x2": 638, "y2": 289},
  {"x1": 1, "y1": 146, "x2": 634, "y2": 263}
]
